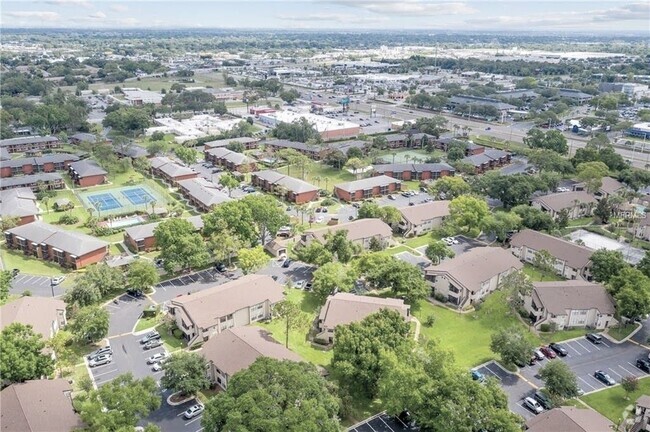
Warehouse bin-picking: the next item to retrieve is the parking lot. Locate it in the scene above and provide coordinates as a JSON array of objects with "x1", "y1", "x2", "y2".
[
  {"x1": 145, "y1": 389, "x2": 205, "y2": 432},
  {"x1": 473, "y1": 361, "x2": 537, "y2": 420},
  {"x1": 348, "y1": 412, "x2": 412, "y2": 432},
  {"x1": 10, "y1": 273, "x2": 65, "y2": 297},
  {"x1": 257, "y1": 258, "x2": 315, "y2": 286},
  {"x1": 106, "y1": 292, "x2": 153, "y2": 337},
  {"x1": 414, "y1": 235, "x2": 484, "y2": 259},
  {"x1": 152, "y1": 268, "x2": 242, "y2": 304}
]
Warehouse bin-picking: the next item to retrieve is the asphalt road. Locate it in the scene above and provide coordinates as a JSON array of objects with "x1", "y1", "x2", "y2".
[
  {"x1": 105, "y1": 293, "x2": 153, "y2": 337},
  {"x1": 10, "y1": 274, "x2": 65, "y2": 297},
  {"x1": 145, "y1": 389, "x2": 204, "y2": 432},
  {"x1": 256, "y1": 259, "x2": 315, "y2": 286},
  {"x1": 474, "y1": 361, "x2": 537, "y2": 421}
]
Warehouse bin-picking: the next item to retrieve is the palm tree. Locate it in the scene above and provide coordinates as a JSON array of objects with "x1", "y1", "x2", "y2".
[
  {"x1": 313, "y1": 175, "x2": 322, "y2": 187},
  {"x1": 404, "y1": 155, "x2": 411, "y2": 164},
  {"x1": 391, "y1": 152, "x2": 397, "y2": 164},
  {"x1": 453, "y1": 124, "x2": 460, "y2": 137}
]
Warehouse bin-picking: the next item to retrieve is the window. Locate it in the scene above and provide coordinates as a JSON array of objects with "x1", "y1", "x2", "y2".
[
  {"x1": 250, "y1": 303, "x2": 265, "y2": 322},
  {"x1": 449, "y1": 285, "x2": 460, "y2": 294},
  {"x1": 379, "y1": 186, "x2": 388, "y2": 195},
  {"x1": 363, "y1": 189, "x2": 372, "y2": 198}
]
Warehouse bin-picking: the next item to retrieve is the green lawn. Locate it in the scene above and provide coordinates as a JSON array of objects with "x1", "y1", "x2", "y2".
[
  {"x1": 275, "y1": 162, "x2": 355, "y2": 190},
  {"x1": 581, "y1": 376, "x2": 650, "y2": 422},
  {"x1": 567, "y1": 217, "x2": 594, "y2": 227},
  {"x1": 68, "y1": 363, "x2": 91, "y2": 393},
  {"x1": 539, "y1": 328, "x2": 589, "y2": 344},
  {"x1": 256, "y1": 289, "x2": 332, "y2": 367},
  {"x1": 385, "y1": 245, "x2": 416, "y2": 256},
  {"x1": 522, "y1": 263, "x2": 564, "y2": 282},
  {"x1": 155, "y1": 324, "x2": 187, "y2": 352},
  {"x1": 608, "y1": 323, "x2": 639, "y2": 341},
  {"x1": 1, "y1": 247, "x2": 72, "y2": 276},
  {"x1": 403, "y1": 234, "x2": 434, "y2": 249},
  {"x1": 135, "y1": 314, "x2": 162, "y2": 332},
  {"x1": 414, "y1": 290, "x2": 538, "y2": 368}
]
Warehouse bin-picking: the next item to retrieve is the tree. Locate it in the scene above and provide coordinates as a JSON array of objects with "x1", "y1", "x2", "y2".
[
  {"x1": 295, "y1": 241, "x2": 334, "y2": 266},
  {"x1": 577, "y1": 161, "x2": 609, "y2": 194},
  {"x1": 524, "y1": 128, "x2": 568, "y2": 154},
  {"x1": 590, "y1": 249, "x2": 628, "y2": 283},
  {"x1": 527, "y1": 149, "x2": 575, "y2": 174},
  {"x1": 481, "y1": 211, "x2": 522, "y2": 242},
  {"x1": 425, "y1": 240, "x2": 455, "y2": 264},
  {"x1": 593, "y1": 196, "x2": 613, "y2": 224},
  {"x1": 638, "y1": 254, "x2": 650, "y2": 278},
  {"x1": 415, "y1": 116, "x2": 447, "y2": 138},
  {"x1": 429, "y1": 176, "x2": 470, "y2": 199},
  {"x1": 355, "y1": 253, "x2": 429, "y2": 302},
  {"x1": 241, "y1": 195, "x2": 290, "y2": 245},
  {"x1": 279, "y1": 89, "x2": 300, "y2": 104},
  {"x1": 532, "y1": 249, "x2": 556, "y2": 281},
  {"x1": 272, "y1": 117, "x2": 320, "y2": 143},
  {"x1": 490, "y1": 326, "x2": 536, "y2": 367},
  {"x1": 65, "y1": 264, "x2": 126, "y2": 307},
  {"x1": 174, "y1": 146, "x2": 199, "y2": 165},
  {"x1": 346, "y1": 146, "x2": 364, "y2": 159},
  {"x1": 201, "y1": 358, "x2": 341, "y2": 432},
  {"x1": 208, "y1": 227, "x2": 242, "y2": 266},
  {"x1": 154, "y1": 218, "x2": 210, "y2": 272},
  {"x1": 102, "y1": 106, "x2": 151, "y2": 136},
  {"x1": 333, "y1": 309, "x2": 411, "y2": 397},
  {"x1": 0, "y1": 270, "x2": 11, "y2": 302},
  {"x1": 323, "y1": 229, "x2": 361, "y2": 263},
  {"x1": 218, "y1": 173, "x2": 239, "y2": 197},
  {"x1": 161, "y1": 352, "x2": 210, "y2": 397},
  {"x1": 0, "y1": 215, "x2": 20, "y2": 231},
  {"x1": 621, "y1": 376, "x2": 639, "y2": 400},
  {"x1": 447, "y1": 145, "x2": 465, "y2": 161},
  {"x1": 48, "y1": 330, "x2": 77, "y2": 374},
  {"x1": 616, "y1": 281, "x2": 650, "y2": 321},
  {"x1": 448, "y1": 195, "x2": 490, "y2": 234},
  {"x1": 273, "y1": 300, "x2": 310, "y2": 348},
  {"x1": 501, "y1": 270, "x2": 534, "y2": 311},
  {"x1": 237, "y1": 245, "x2": 269, "y2": 274},
  {"x1": 512, "y1": 205, "x2": 555, "y2": 232},
  {"x1": 203, "y1": 200, "x2": 256, "y2": 246},
  {"x1": 68, "y1": 305, "x2": 110, "y2": 343},
  {"x1": 76, "y1": 373, "x2": 160, "y2": 431},
  {"x1": 538, "y1": 360, "x2": 579, "y2": 400},
  {"x1": 312, "y1": 262, "x2": 357, "y2": 303},
  {"x1": 126, "y1": 260, "x2": 159, "y2": 293},
  {"x1": 0, "y1": 323, "x2": 55, "y2": 384},
  {"x1": 380, "y1": 206, "x2": 402, "y2": 226},
  {"x1": 146, "y1": 139, "x2": 168, "y2": 156}
]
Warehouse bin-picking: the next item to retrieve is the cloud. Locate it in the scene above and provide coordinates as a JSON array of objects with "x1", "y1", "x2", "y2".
[
  {"x1": 88, "y1": 11, "x2": 107, "y2": 20},
  {"x1": 276, "y1": 12, "x2": 388, "y2": 24},
  {"x1": 5, "y1": 11, "x2": 60, "y2": 21},
  {"x1": 334, "y1": 0, "x2": 477, "y2": 16},
  {"x1": 119, "y1": 17, "x2": 140, "y2": 26},
  {"x1": 109, "y1": 4, "x2": 129, "y2": 13},
  {"x1": 44, "y1": 0, "x2": 91, "y2": 7},
  {"x1": 591, "y1": 2, "x2": 650, "y2": 22}
]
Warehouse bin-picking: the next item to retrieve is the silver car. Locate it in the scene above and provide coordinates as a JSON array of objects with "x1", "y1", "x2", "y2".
[{"x1": 89, "y1": 354, "x2": 112, "y2": 367}]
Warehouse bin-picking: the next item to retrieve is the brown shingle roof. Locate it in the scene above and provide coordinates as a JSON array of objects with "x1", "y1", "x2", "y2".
[
  {"x1": 305, "y1": 219, "x2": 392, "y2": 244},
  {"x1": 637, "y1": 395, "x2": 650, "y2": 409},
  {"x1": 526, "y1": 407, "x2": 614, "y2": 432},
  {"x1": 170, "y1": 274, "x2": 284, "y2": 330},
  {"x1": 599, "y1": 176, "x2": 626, "y2": 195},
  {"x1": 202, "y1": 327, "x2": 302, "y2": 376},
  {"x1": 509, "y1": 229, "x2": 593, "y2": 270},
  {"x1": 532, "y1": 191, "x2": 597, "y2": 212},
  {"x1": 318, "y1": 293, "x2": 409, "y2": 330},
  {"x1": 532, "y1": 281, "x2": 615, "y2": 316},
  {"x1": 425, "y1": 247, "x2": 523, "y2": 293},
  {"x1": 0, "y1": 297, "x2": 66, "y2": 340},
  {"x1": 334, "y1": 175, "x2": 400, "y2": 193},
  {"x1": 398, "y1": 200, "x2": 450, "y2": 226},
  {"x1": 0, "y1": 379, "x2": 83, "y2": 432}
]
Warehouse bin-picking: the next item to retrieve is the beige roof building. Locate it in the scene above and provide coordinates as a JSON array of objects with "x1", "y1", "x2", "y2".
[
  {"x1": 317, "y1": 293, "x2": 410, "y2": 343},
  {"x1": 301, "y1": 218, "x2": 392, "y2": 250},
  {"x1": 531, "y1": 191, "x2": 597, "y2": 219},
  {"x1": 202, "y1": 326, "x2": 302, "y2": 389},
  {"x1": 0, "y1": 379, "x2": 83, "y2": 432},
  {"x1": 525, "y1": 407, "x2": 614, "y2": 432},
  {"x1": 0, "y1": 297, "x2": 67, "y2": 340},
  {"x1": 397, "y1": 200, "x2": 450, "y2": 236}
]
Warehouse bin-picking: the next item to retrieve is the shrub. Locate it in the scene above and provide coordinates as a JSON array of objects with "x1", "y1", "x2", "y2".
[
  {"x1": 433, "y1": 292, "x2": 446, "y2": 303},
  {"x1": 321, "y1": 198, "x2": 336, "y2": 206},
  {"x1": 59, "y1": 214, "x2": 79, "y2": 225},
  {"x1": 424, "y1": 315, "x2": 436, "y2": 327},
  {"x1": 540, "y1": 323, "x2": 551, "y2": 332},
  {"x1": 22, "y1": 290, "x2": 32, "y2": 296}
]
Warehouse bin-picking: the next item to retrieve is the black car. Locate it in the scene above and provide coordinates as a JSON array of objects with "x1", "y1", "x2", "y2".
[
  {"x1": 127, "y1": 289, "x2": 143, "y2": 298},
  {"x1": 11, "y1": 268, "x2": 19, "y2": 277},
  {"x1": 282, "y1": 259, "x2": 292, "y2": 268},
  {"x1": 533, "y1": 390, "x2": 553, "y2": 410},
  {"x1": 594, "y1": 370, "x2": 615, "y2": 386},
  {"x1": 636, "y1": 358, "x2": 650, "y2": 373},
  {"x1": 214, "y1": 262, "x2": 227, "y2": 273},
  {"x1": 549, "y1": 343, "x2": 568, "y2": 357}
]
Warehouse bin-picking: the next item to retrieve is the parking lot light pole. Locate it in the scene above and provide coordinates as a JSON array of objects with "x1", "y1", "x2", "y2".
[{"x1": 50, "y1": 277, "x2": 55, "y2": 298}]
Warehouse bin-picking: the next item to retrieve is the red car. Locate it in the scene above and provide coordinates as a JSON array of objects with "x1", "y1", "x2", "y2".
[{"x1": 540, "y1": 346, "x2": 557, "y2": 359}]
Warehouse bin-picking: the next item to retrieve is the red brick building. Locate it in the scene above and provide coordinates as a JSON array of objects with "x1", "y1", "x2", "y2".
[
  {"x1": 123, "y1": 216, "x2": 204, "y2": 252},
  {"x1": 251, "y1": 170, "x2": 319, "y2": 204},
  {"x1": 334, "y1": 175, "x2": 401, "y2": 202},
  {"x1": 0, "y1": 136, "x2": 60, "y2": 154},
  {"x1": 150, "y1": 156, "x2": 198, "y2": 186},
  {"x1": 68, "y1": 160, "x2": 107, "y2": 187},
  {"x1": 4, "y1": 221, "x2": 108, "y2": 269},
  {"x1": 0, "y1": 173, "x2": 65, "y2": 192},
  {"x1": 1, "y1": 154, "x2": 79, "y2": 178},
  {"x1": 0, "y1": 188, "x2": 39, "y2": 226},
  {"x1": 204, "y1": 148, "x2": 257, "y2": 173},
  {"x1": 372, "y1": 163, "x2": 455, "y2": 181},
  {"x1": 461, "y1": 149, "x2": 512, "y2": 174}
]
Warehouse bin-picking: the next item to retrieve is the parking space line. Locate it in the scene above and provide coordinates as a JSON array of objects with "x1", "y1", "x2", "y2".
[
  {"x1": 608, "y1": 368, "x2": 623, "y2": 379},
  {"x1": 619, "y1": 364, "x2": 638, "y2": 376},
  {"x1": 578, "y1": 376, "x2": 597, "y2": 391},
  {"x1": 575, "y1": 340, "x2": 594, "y2": 353},
  {"x1": 566, "y1": 342, "x2": 582, "y2": 356},
  {"x1": 91, "y1": 367, "x2": 119, "y2": 378},
  {"x1": 379, "y1": 416, "x2": 397, "y2": 432},
  {"x1": 600, "y1": 340, "x2": 610, "y2": 347},
  {"x1": 194, "y1": 428, "x2": 204, "y2": 432},
  {"x1": 185, "y1": 416, "x2": 203, "y2": 426}
]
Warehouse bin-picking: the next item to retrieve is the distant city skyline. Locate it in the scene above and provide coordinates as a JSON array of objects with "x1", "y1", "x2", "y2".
[{"x1": 1, "y1": 1, "x2": 649, "y2": 33}]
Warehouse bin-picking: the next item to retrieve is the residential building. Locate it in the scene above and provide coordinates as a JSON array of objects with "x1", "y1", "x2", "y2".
[
  {"x1": 150, "y1": 156, "x2": 198, "y2": 185},
  {"x1": 300, "y1": 218, "x2": 392, "y2": 250},
  {"x1": 509, "y1": 229, "x2": 594, "y2": 280},
  {"x1": 4, "y1": 221, "x2": 108, "y2": 269},
  {"x1": 397, "y1": 200, "x2": 451, "y2": 236},
  {"x1": 251, "y1": 170, "x2": 319, "y2": 204},
  {"x1": 0, "y1": 297, "x2": 67, "y2": 340},
  {"x1": 69, "y1": 132, "x2": 98, "y2": 144},
  {"x1": 204, "y1": 136, "x2": 260, "y2": 150},
  {"x1": 525, "y1": 407, "x2": 613, "y2": 432},
  {"x1": 177, "y1": 177, "x2": 231, "y2": 212},
  {"x1": 316, "y1": 293, "x2": 410, "y2": 343},
  {"x1": 0, "y1": 172, "x2": 65, "y2": 192},
  {"x1": 461, "y1": 149, "x2": 512, "y2": 174},
  {"x1": 632, "y1": 212, "x2": 650, "y2": 241},
  {"x1": 372, "y1": 163, "x2": 455, "y2": 181},
  {"x1": 68, "y1": 160, "x2": 107, "y2": 187},
  {"x1": 384, "y1": 133, "x2": 408, "y2": 148},
  {"x1": 0, "y1": 136, "x2": 60, "y2": 153},
  {"x1": 0, "y1": 147, "x2": 10, "y2": 161},
  {"x1": 202, "y1": 326, "x2": 302, "y2": 390},
  {"x1": 633, "y1": 395, "x2": 650, "y2": 432},
  {"x1": 334, "y1": 175, "x2": 401, "y2": 202},
  {"x1": 0, "y1": 379, "x2": 83, "y2": 432},
  {"x1": 167, "y1": 274, "x2": 284, "y2": 346},
  {"x1": 204, "y1": 147, "x2": 257, "y2": 172},
  {"x1": 123, "y1": 215, "x2": 204, "y2": 252},
  {"x1": 531, "y1": 191, "x2": 597, "y2": 220},
  {"x1": 524, "y1": 281, "x2": 616, "y2": 330},
  {"x1": 596, "y1": 176, "x2": 626, "y2": 199},
  {"x1": 0, "y1": 154, "x2": 79, "y2": 178},
  {"x1": 114, "y1": 145, "x2": 148, "y2": 159},
  {"x1": 425, "y1": 247, "x2": 523, "y2": 308},
  {"x1": 263, "y1": 139, "x2": 322, "y2": 159},
  {"x1": 0, "y1": 188, "x2": 39, "y2": 225}
]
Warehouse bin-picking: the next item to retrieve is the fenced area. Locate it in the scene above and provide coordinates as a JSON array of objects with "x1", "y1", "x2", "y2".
[
  {"x1": 78, "y1": 185, "x2": 168, "y2": 217},
  {"x1": 568, "y1": 229, "x2": 645, "y2": 265}
]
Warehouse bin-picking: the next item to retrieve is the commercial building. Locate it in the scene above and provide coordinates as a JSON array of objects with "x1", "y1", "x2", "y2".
[
  {"x1": 167, "y1": 274, "x2": 284, "y2": 346},
  {"x1": 123, "y1": 215, "x2": 204, "y2": 252},
  {"x1": 4, "y1": 221, "x2": 108, "y2": 269},
  {"x1": 0, "y1": 153, "x2": 79, "y2": 178},
  {"x1": 531, "y1": 191, "x2": 597, "y2": 220},
  {"x1": 448, "y1": 95, "x2": 516, "y2": 115},
  {"x1": 372, "y1": 163, "x2": 455, "y2": 181},
  {"x1": 0, "y1": 136, "x2": 60, "y2": 153},
  {"x1": 202, "y1": 327, "x2": 302, "y2": 390},
  {"x1": 177, "y1": 177, "x2": 231, "y2": 212},
  {"x1": 557, "y1": 88, "x2": 593, "y2": 103},
  {"x1": 334, "y1": 175, "x2": 401, "y2": 202},
  {"x1": 316, "y1": 293, "x2": 410, "y2": 344},
  {"x1": 524, "y1": 281, "x2": 616, "y2": 330},
  {"x1": 425, "y1": 247, "x2": 523, "y2": 309},
  {"x1": 397, "y1": 200, "x2": 451, "y2": 236},
  {"x1": 150, "y1": 156, "x2": 198, "y2": 185},
  {"x1": 300, "y1": 218, "x2": 393, "y2": 250},
  {"x1": 0, "y1": 188, "x2": 39, "y2": 226},
  {"x1": 0, "y1": 172, "x2": 65, "y2": 192},
  {"x1": 68, "y1": 160, "x2": 108, "y2": 187},
  {"x1": 626, "y1": 122, "x2": 650, "y2": 139},
  {"x1": 258, "y1": 111, "x2": 360, "y2": 141},
  {"x1": 0, "y1": 297, "x2": 67, "y2": 341},
  {"x1": 251, "y1": 170, "x2": 319, "y2": 204},
  {"x1": 122, "y1": 88, "x2": 164, "y2": 105},
  {"x1": 204, "y1": 147, "x2": 257, "y2": 172}
]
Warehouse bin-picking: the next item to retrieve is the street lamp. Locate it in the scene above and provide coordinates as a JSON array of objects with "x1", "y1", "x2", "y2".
[{"x1": 50, "y1": 277, "x2": 55, "y2": 298}]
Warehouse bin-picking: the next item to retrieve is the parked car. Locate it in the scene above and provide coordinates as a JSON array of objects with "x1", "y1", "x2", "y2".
[
  {"x1": 151, "y1": 362, "x2": 163, "y2": 372},
  {"x1": 184, "y1": 403, "x2": 204, "y2": 419},
  {"x1": 147, "y1": 352, "x2": 168, "y2": 364},
  {"x1": 523, "y1": 397, "x2": 544, "y2": 414},
  {"x1": 88, "y1": 346, "x2": 113, "y2": 360},
  {"x1": 214, "y1": 262, "x2": 227, "y2": 273},
  {"x1": 89, "y1": 354, "x2": 112, "y2": 367},
  {"x1": 305, "y1": 282, "x2": 313, "y2": 291},
  {"x1": 586, "y1": 333, "x2": 603, "y2": 344},
  {"x1": 11, "y1": 268, "x2": 19, "y2": 277},
  {"x1": 143, "y1": 339, "x2": 164, "y2": 350},
  {"x1": 636, "y1": 358, "x2": 650, "y2": 373},
  {"x1": 533, "y1": 349, "x2": 545, "y2": 361},
  {"x1": 139, "y1": 331, "x2": 161, "y2": 345},
  {"x1": 127, "y1": 289, "x2": 143, "y2": 298},
  {"x1": 51, "y1": 275, "x2": 66, "y2": 285},
  {"x1": 594, "y1": 370, "x2": 615, "y2": 386},
  {"x1": 294, "y1": 280, "x2": 305, "y2": 289},
  {"x1": 533, "y1": 391, "x2": 553, "y2": 410},
  {"x1": 315, "y1": 207, "x2": 322, "y2": 213},
  {"x1": 549, "y1": 343, "x2": 568, "y2": 357},
  {"x1": 155, "y1": 259, "x2": 165, "y2": 268},
  {"x1": 388, "y1": 195, "x2": 396, "y2": 200},
  {"x1": 540, "y1": 346, "x2": 557, "y2": 359},
  {"x1": 471, "y1": 370, "x2": 485, "y2": 382},
  {"x1": 282, "y1": 259, "x2": 293, "y2": 268}
]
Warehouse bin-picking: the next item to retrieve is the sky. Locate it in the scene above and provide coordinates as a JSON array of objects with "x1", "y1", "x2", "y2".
[{"x1": 1, "y1": 0, "x2": 649, "y2": 33}]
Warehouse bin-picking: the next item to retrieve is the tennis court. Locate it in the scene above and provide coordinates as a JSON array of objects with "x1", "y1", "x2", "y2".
[
  {"x1": 122, "y1": 187, "x2": 156, "y2": 205},
  {"x1": 79, "y1": 184, "x2": 168, "y2": 217},
  {"x1": 87, "y1": 192, "x2": 122, "y2": 211}
]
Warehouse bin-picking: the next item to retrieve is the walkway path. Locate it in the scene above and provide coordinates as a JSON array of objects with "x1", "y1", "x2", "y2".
[{"x1": 411, "y1": 317, "x2": 421, "y2": 341}]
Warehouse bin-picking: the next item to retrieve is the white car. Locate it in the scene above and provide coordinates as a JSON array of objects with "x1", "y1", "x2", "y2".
[
  {"x1": 315, "y1": 216, "x2": 324, "y2": 223},
  {"x1": 51, "y1": 276, "x2": 66, "y2": 286},
  {"x1": 151, "y1": 362, "x2": 163, "y2": 372},
  {"x1": 89, "y1": 354, "x2": 112, "y2": 367},
  {"x1": 184, "y1": 403, "x2": 204, "y2": 419},
  {"x1": 147, "y1": 352, "x2": 168, "y2": 364},
  {"x1": 449, "y1": 237, "x2": 459, "y2": 245},
  {"x1": 524, "y1": 397, "x2": 544, "y2": 414},
  {"x1": 294, "y1": 280, "x2": 305, "y2": 289}
]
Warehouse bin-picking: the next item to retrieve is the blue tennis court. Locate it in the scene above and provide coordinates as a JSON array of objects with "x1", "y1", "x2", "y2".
[
  {"x1": 122, "y1": 187, "x2": 156, "y2": 205},
  {"x1": 87, "y1": 193, "x2": 122, "y2": 211}
]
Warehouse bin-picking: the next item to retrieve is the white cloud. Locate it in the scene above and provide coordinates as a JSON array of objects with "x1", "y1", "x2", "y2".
[
  {"x1": 88, "y1": 11, "x2": 107, "y2": 20},
  {"x1": 276, "y1": 12, "x2": 388, "y2": 24},
  {"x1": 44, "y1": 0, "x2": 91, "y2": 8},
  {"x1": 109, "y1": 4, "x2": 129, "y2": 13},
  {"x1": 6, "y1": 11, "x2": 60, "y2": 21},
  {"x1": 335, "y1": 0, "x2": 477, "y2": 16}
]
